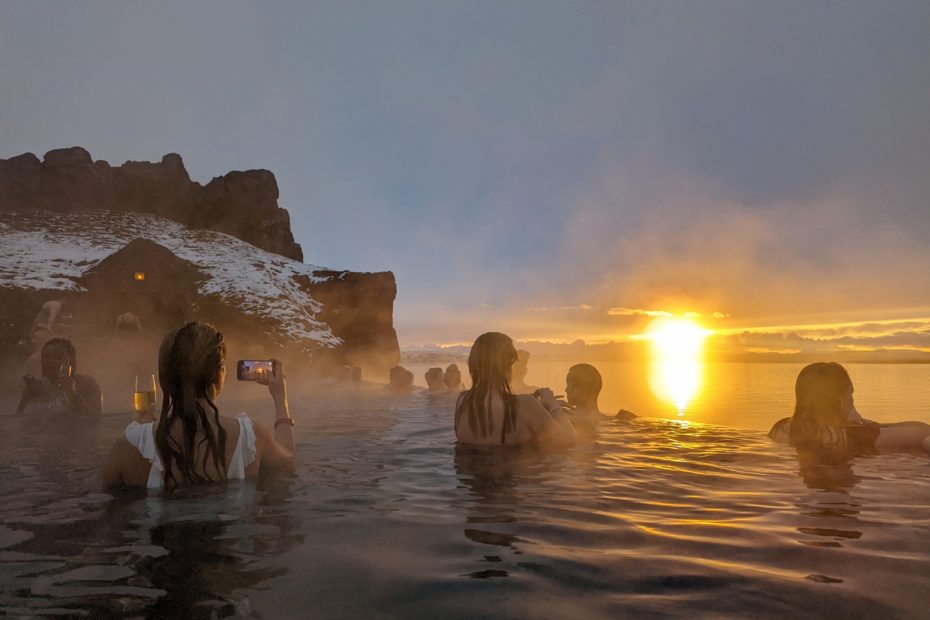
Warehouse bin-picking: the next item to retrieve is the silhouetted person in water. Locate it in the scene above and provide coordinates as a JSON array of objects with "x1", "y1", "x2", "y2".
[
  {"x1": 768, "y1": 362, "x2": 930, "y2": 455},
  {"x1": 17, "y1": 338, "x2": 102, "y2": 417},
  {"x1": 510, "y1": 349, "x2": 538, "y2": 394},
  {"x1": 443, "y1": 363, "x2": 464, "y2": 391},
  {"x1": 564, "y1": 363, "x2": 636, "y2": 425},
  {"x1": 454, "y1": 332, "x2": 576, "y2": 448},
  {"x1": 425, "y1": 367, "x2": 445, "y2": 391},
  {"x1": 385, "y1": 365, "x2": 415, "y2": 392},
  {"x1": 20, "y1": 300, "x2": 69, "y2": 377},
  {"x1": 102, "y1": 322, "x2": 295, "y2": 490}
]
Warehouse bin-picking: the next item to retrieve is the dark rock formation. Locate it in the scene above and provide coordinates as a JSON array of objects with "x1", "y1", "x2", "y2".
[
  {"x1": 308, "y1": 270, "x2": 400, "y2": 373},
  {"x1": 0, "y1": 147, "x2": 303, "y2": 261},
  {"x1": 77, "y1": 239, "x2": 204, "y2": 332}
]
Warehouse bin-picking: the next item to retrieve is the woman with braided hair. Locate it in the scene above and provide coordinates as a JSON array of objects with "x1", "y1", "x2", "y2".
[
  {"x1": 454, "y1": 332, "x2": 576, "y2": 448},
  {"x1": 103, "y1": 322, "x2": 295, "y2": 490}
]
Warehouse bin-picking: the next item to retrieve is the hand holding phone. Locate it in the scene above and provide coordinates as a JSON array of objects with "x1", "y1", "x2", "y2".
[
  {"x1": 237, "y1": 360, "x2": 276, "y2": 382},
  {"x1": 237, "y1": 359, "x2": 287, "y2": 403}
]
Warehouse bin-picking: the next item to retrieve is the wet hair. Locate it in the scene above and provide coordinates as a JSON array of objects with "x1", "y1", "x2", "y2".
[
  {"x1": 443, "y1": 363, "x2": 463, "y2": 390},
  {"x1": 425, "y1": 367, "x2": 444, "y2": 390},
  {"x1": 567, "y1": 363, "x2": 602, "y2": 397},
  {"x1": 389, "y1": 365, "x2": 406, "y2": 383},
  {"x1": 155, "y1": 322, "x2": 228, "y2": 487},
  {"x1": 41, "y1": 337, "x2": 77, "y2": 377},
  {"x1": 788, "y1": 362, "x2": 853, "y2": 450},
  {"x1": 387, "y1": 366, "x2": 413, "y2": 390},
  {"x1": 455, "y1": 332, "x2": 518, "y2": 440}
]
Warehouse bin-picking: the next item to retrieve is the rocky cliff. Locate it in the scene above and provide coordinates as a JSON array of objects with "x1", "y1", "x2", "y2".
[
  {"x1": 0, "y1": 149, "x2": 400, "y2": 378},
  {"x1": 0, "y1": 147, "x2": 302, "y2": 261}
]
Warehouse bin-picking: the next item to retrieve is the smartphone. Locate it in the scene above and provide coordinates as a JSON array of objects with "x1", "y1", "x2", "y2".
[{"x1": 237, "y1": 360, "x2": 276, "y2": 382}]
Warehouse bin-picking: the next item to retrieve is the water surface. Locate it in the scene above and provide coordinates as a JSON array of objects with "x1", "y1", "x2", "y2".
[{"x1": 1, "y1": 363, "x2": 928, "y2": 618}]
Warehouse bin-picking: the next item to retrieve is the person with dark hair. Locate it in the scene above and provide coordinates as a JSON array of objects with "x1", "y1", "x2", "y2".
[
  {"x1": 454, "y1": 332, "x2": 576, "y2": 448},
  {"x1": 102, "y1": 322, "x2": 295, "y2": 491},
  {"x1": 16, "y1": 337, "x2": 102, "y2": 416},
  {"x1": 443, "y1": 363, "x2": 463, "y2": 391},
  {"x1": 385, "y1": 365, "x2": 415, "y2": 392},
  {"x1": 564, "y1": 363, "x2": 636, "y2": 424},
  {"x1": 425, "y1": 367, "x2": 445, "y2": 391},
  {"x1": 769, "y1": 362, "x2": 930, "y2": 454}
]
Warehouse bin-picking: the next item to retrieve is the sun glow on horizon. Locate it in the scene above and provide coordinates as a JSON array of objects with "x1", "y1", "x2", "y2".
[{"x1": 644, "y1": 317, "x2": 709, "y2": 416}]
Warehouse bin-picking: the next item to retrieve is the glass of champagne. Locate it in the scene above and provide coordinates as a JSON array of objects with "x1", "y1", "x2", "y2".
[{"x1": 133, "y1": 374, "x2": 157, "y2": 423}]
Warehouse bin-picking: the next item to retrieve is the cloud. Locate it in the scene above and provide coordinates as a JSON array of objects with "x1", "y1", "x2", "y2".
[
  {"x1": 526, "y1": 304, "x2": 593, "y2": 313},
  {"x1": 2, "y1": 2, "x2": 928, "y2": 347}
]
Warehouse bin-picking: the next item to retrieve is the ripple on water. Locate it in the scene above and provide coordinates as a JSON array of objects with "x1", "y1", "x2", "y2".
[{"x1": 0, "y1": 391, "x2": 928, "y2": 618}]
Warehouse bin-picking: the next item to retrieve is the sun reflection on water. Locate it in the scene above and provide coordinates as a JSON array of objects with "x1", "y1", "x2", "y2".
[{"x1": 645, "y1": 318, "x2": 708, "y2": 417}]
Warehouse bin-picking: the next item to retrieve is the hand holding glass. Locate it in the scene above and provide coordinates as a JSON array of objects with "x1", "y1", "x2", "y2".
[{"x1": 133, "y1": 374, "x2": 157, "y2": 422}]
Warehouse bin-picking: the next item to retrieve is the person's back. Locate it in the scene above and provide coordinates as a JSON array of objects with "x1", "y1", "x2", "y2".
[
  {"x1": 770, "y1": 362, "x2": 930, "y2": 455},
  {"x1": 113, "y1": 410, "x2": 257, "y2": 488},
  {"x1": 425, "y1": 367, "x2": 444, "y2": 391},
  {"x1": 103, "y1": 322, "x2": 295, "y2": 491},
  {"x1": 454, "y1": 332, "x2": 576, "y2": 449},
  {"x1": 443, "y1": 364, "x2": 463, "y2": 391},
  {"x1": 455, "y1": 390, "x2": 574, "y2": 448}
]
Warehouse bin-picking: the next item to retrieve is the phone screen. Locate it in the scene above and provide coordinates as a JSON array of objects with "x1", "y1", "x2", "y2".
[{"x1": 237, "y1": 360, "x2": 275, "y2": 381}]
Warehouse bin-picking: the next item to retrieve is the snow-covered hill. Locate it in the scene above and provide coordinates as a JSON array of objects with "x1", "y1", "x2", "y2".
[{"x1": 0, "y1": 210, "x2": 341, "y2": 347}]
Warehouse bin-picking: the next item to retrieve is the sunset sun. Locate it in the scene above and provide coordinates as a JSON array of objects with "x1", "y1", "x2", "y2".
[
  {"x1": 644, "y1": 317, "x2": 710, "y2": 416},
  {"x1": 646, "y1": 317, "x2": 709, "y2": 362}
]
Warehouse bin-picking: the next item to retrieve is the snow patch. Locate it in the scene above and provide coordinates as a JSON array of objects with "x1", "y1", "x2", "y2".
[{"x1": 0, "y1": 210, "x2": 341, "y2": 347}]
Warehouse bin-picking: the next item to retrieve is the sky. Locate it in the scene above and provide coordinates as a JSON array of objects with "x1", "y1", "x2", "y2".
[{"x1": 2, "y1": 1, "x2": 929, "y2": 352}]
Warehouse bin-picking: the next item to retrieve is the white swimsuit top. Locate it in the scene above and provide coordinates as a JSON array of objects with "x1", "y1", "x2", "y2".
[{"x1": 125, "y1": 412, "x2": 258, "y2": 489}]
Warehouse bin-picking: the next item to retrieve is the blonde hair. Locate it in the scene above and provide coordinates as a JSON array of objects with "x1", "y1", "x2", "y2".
[
  {"x1": 455, "y1": 332, "x2": 518, "y2": 441},
  {"x1": 789, "y1": 362, "x2": 852, "y2": 450}
]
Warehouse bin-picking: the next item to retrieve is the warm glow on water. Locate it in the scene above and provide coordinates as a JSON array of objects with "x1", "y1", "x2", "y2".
[{"x1": 644, "y1": 318, "x2": 709, "y2": 416}]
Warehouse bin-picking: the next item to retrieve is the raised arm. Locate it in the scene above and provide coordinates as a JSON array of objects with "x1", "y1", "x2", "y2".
[
  {"x1": 256, "y1": 359, "x2": 295, "y2": 473},
  {"x1": 525, "y1": 389, "x2": 577, "y2": 447}
]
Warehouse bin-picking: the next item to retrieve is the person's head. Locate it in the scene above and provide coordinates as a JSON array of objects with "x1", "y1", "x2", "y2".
[
  {"x1": 41, "y1": 338, "x2": 76, "y2": 379},
  {"x1": 566, "y1": 363, "x2": 602, "y2": 410},
  {"x1": 155, "y1": 322, "x2": 228, "y2": 487},
  {"x1": 443, "y1": 363, "x2": 463, "y2": 390},
  {"x1": 425, "y1": 367, "x2": 444, "y2": 391},
  {"x1": 512, "y1": 349, "x2": 530, "y2": 383},
  {"x1": 387, "y1": 365, "x2": 413, "y2": 390},
  {"x1": 789, "y1": 362, "x2": 854, "y2": 449},
  {"x1": 455, "y1": 332, "x2": 518, "y2": 439}
]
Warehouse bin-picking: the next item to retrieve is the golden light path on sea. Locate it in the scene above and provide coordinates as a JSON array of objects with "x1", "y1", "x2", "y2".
[{"x1": 643, "y1": 317, "x2": 709, "y2": 417}]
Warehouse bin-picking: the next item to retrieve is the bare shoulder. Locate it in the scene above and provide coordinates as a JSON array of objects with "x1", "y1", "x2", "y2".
[
  {"x1": 515, "y1": 394, "x2": 542, "y2": 408},
  {"x1": 103, "y1": 435, "x2": 150, "y2": 490},
  {"x1": 514, "y1": 394, "x2": 553, "y2": 432},
  {"x1": 768, "y1": 417, "x2": 791, "y2": 442}
]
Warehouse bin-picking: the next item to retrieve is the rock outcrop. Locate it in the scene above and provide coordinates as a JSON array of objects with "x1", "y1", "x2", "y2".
[
  {"x1": 309, "y1": 271, "x2": 400, "y2": 374},
  {"x1": 0, "y1": 147, "x2": 303, "y2": 261},
  {"x1": 0, "y1": 146, "x2": 402, "y2": 379}
]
